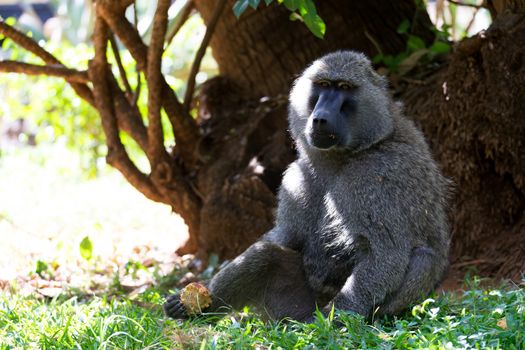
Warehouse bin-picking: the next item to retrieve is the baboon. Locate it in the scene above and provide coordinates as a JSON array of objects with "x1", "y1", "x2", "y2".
[{"x1": 164, "y1": 51, "x2": 450, "y2": 321}]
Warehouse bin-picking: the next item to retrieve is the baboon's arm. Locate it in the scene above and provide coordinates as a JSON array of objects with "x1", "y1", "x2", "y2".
[
  {"x1": 260, "y1": 224, "x2": 302, "y2": 251},
  {"x1": 328, "y1": 249, "x2": 410, "y2": 318}
]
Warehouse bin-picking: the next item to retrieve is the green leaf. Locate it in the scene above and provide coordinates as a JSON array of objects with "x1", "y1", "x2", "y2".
[
  {"x1": 380, "y1": 53, "x2": 408, "y2": 72},
  {"x1": 429, "y1": 41, "x2": 451, "y2": 54},
  {"x1": 237, "y1": 0, "x2": 324, "y2": 38},
  {"x1": 407, "y1": 35, "x2": 426, "y2": 51},
  {"x1": 382, "y1": 55, "x2": 396, "y2": 67},
  {"x1": 397, "y1": 49, "x2": 429, "y2": 76},
  {"x1": 372, "y1": 54, "x2": 384, "y2": 64},
  {"x1": 300, "y1": 0, "x2": 325, "y2": 38},
  {"x1": 303, "y1": 13, "x2": 325, "y2": 39},
  {"x1": 397, "y1": 19, "x2": 410, "y2": 34},
  {"x1": 328, "y1": 304, "x2": 335, "y2": 322},
  {"x1": 35, "y1": 260, "x2": 48, "y2": 277},
  {"x1": 233, "y1": 0, "x2": 250, "y2": 17},
  {"x1": 282, "y1": 0, "x2": 300, "y2": 11},
  {"x1": 248, "y1": 0, "x2": 260, "y2": 9},
  {"x1": 79, "y1": 236, "x2": 93, "y2": 261},
  {"x1": 289, "y1": 12, "x2": 303, "y2": 21},
  {"x1": 297, "y1": 0, "x2": 314, "y2": 16}
]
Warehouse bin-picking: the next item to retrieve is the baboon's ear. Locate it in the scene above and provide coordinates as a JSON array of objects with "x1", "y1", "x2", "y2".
[{"x1": 367, "y1": 66, "x2": 388, "y2": 89}]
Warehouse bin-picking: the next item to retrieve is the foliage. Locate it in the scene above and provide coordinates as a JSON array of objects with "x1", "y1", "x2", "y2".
[
  {"x1": 48, "y1": 0, "x2": 95, "y2": 44},
  {"x1": 79, "y1": 236, "x2": 93, "y2": 262},
  {"x1": 233, "y1": 0, "x2": 325, "y2": 38},
  {"x1": 35, "y1": 260, "x2": 50, "y2": 278},
  {"x1": 0, "y1": 40, "x2": 105, "y2": 176},
  {"x1": 0, "y1": 14, "x2": 216, "y2": 176},
  {"x1": 373, "y1": 19, "x2": 451, "y2": 74},
  {"x1": 371, "y1": 0, "x2": 493, "y2": 73},
  {"x1": 1, "y1": 279, "x2": 524, "y2": 349},
  {"x1": 9, "y1": 0, "x2": 193, "y2": 45}
]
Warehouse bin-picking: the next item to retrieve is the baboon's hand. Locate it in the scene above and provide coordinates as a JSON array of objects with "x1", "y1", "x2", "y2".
[{"x1": 164, "y1": 293, "x2": 189, "y2": 319}]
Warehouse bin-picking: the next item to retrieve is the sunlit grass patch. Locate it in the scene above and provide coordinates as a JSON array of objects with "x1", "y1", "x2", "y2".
[
  {"x1": 170, "y1": 279, "x2": 525, "y2": 349},
  {"x1": 0, "y1": 292, "x2": 171, "y2": 349},
  {"x1": 1, "y1": 280, "x2": 524, "y2": 349}
]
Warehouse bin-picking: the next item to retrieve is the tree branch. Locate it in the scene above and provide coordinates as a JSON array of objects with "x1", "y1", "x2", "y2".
[
  {"x1": 90, "y1": 16, "x2": 165, "y2": 203},
  {"x1": 94, "y1": 8, "x2": 201, "y2": 219},
  {"x1": 146, "y1": 0, "x2": 171, "y2": 165},
  {"x1": 0, "y1": 20, "x2": 94, "y2": 106},
  {"x1": 95, "y1": 3, "x2": 148, "y2": 71},
  {"x1": 183, "y1": 0, "x2": 227, "y2": 113},
  {"x1": 132, "y1": 0, "x2": 141, "y2": 106},
  {"x1": 0, "y1": 21, "x2": 60, "y2": 65},
  {"x1": 0, "y1": 61, "x2": 89, "y2": 83},
  {"x1": 108, "y1": 75, "x2": 149, "y2": 150},
  {"x1": 95, "y1": 3, "x2": 200, "y2": 165},
  {"x1": 109, "y1": 33, "x2": 134, "y2": 101}
]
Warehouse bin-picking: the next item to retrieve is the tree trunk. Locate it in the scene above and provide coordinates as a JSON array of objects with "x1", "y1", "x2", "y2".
[
  {"x1": 191, "y1": 0, "x2": 525, "y2": 279},
  {"x1": 195, "y1": 0, "x2": 434, "y2": 96},
  {"x1": 402, "y1": 3, "x2": 525, "y2": 279}
]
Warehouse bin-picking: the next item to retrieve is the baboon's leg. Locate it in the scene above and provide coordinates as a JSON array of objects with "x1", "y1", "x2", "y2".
[
  {"x1": 207, "y1": 241, "x2": 316, "y2": 320},
  {"x1": 164, "y1": 241, "x2": 315, "y2": 320},
  {"x1": 378, "y1": 247, "x2": 447, "y2": 316}
]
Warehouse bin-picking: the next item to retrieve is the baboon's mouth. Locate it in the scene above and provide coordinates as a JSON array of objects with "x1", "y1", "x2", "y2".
[
  {"x1": 308, "y1": 131, "x2": 339, "y2": 149},
  {"x1": 311, "y1": 131, "x2": 336, "y2": 138}
]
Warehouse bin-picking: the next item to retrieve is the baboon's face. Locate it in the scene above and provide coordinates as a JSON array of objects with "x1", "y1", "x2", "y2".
[
  {"x1": 304, "y1": 79, "x2": 357, "y2": 150},
  {"x1": 289, "y1": 51, "x2": 393, "y2": 153}
]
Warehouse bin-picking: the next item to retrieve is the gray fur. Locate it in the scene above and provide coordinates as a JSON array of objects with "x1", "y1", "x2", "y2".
[{"x1": 164, "y1": 50, "x2": 450, "y2": 321}]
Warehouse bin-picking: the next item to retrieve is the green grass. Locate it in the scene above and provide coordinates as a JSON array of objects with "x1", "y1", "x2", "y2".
[
  {"x1": 0, "y1": 292, "x2": 169, "y2": 349},
  {"x1": 1, "y1": 279, "x2": 524, "y2": 350}
]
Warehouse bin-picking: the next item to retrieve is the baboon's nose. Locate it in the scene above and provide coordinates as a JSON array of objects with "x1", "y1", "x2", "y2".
[
  {"x1": 311, "y1": 111, "x2": 332, "y2": 133},
  {"x1": 312, "y1": 117, "x2": 327, "y2": 125}
]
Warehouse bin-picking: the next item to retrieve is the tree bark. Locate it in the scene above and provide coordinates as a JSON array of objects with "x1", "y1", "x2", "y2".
[
  {"x1": 195, "y1": 0, "x2": 434, "y2": 97},
  {"x1": 402, "y1": 3, "x2": 525, "y2": 279}
]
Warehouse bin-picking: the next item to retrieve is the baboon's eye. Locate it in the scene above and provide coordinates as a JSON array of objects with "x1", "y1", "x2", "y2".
[
  {"x1": 338, "y1": 82, "x2": 355, "y2": 90},
  {"x1": 316, "y1": 80, "x2": 331, "y2": 88}
]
